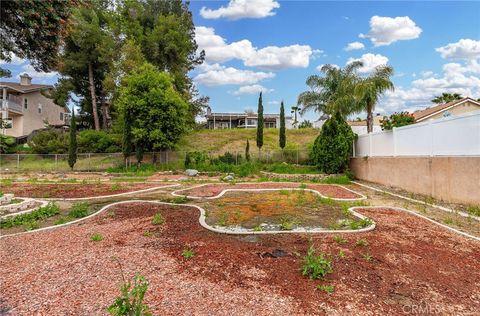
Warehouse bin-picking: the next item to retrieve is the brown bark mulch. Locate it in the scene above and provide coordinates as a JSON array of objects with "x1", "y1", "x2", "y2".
[
  {"x1": 177, "y1": 182, "x2": 361, "y2": 199},
  {"x1": 0, "y1": 183, "x2": 167, "y2": 198},
  {"x1": 1, "y1": 202, "x2": 478, "y2": 315}
]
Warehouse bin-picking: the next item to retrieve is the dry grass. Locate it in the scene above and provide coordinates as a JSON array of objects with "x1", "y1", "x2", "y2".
[{"x1": 176, "y1": 128, "x2": 319, "y2": 154}]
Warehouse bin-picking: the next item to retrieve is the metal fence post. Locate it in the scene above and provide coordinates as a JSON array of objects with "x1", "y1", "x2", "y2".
[
  {"x1": 17, "y1": 153, "x2": 20, "y2": 170},
  {"x1": 296, "y1": 149, "x2": 299, "y2": 164},
  {"x1": 55, "y1": 154, "x2": 58, "y2": 171},
  {"x1": 235, "y1": 151, "x2": 238, "y2": 165}
]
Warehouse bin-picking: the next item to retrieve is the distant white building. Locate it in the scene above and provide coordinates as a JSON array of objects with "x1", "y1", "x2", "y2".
[{"x1": 205, "y1": 107, "x2": 294, "y2": 129}]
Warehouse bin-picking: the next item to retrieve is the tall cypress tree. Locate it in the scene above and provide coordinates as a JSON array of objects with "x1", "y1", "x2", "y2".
[
  {"x1": 279, "y1": 101, "x2": 286, "y2": 151},
  {"x1": 122, "y1": 110, "x2": 133, "y2": 165},
  {"x1": 68, "y1": 108, "x2": 77, "y2": 170},
  {"x1": 245, "y1": 139, "x2": 250, "y2": 162},
  {"x1": 256, "y1": 92, "x2": 264, "y2": 156}
]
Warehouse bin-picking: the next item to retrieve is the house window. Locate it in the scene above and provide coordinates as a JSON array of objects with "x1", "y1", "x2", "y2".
[
  {"x1": 24, "y1": 98, "x2": 28, "y2": 109},
  {"x1": 265, "y1": 122, "x2": 276, "y2": 128},
  {"x1": 247, "y1": 119, "x2": 256, "y2": 126},
  {"x1": 60, "y1": 112, "x2": 64, "y2": 121},
  {"x1": 38, "y1": 104, "x2": 42, "y2": 114}
]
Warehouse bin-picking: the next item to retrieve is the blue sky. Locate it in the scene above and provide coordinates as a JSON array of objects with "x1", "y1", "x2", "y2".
[{"x1": 1, "y1": 1, "x2": 479, "y2": 122}]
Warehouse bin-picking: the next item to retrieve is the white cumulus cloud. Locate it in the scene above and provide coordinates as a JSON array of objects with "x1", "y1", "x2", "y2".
[
  {"x1": 361, "y1": 16, "x2": 422, "y2": 47},
  {"x1": 20, "y1": 64, "x2": 58, "y2": 80},
  {"x1": 435, "y1": 39, "x2": 480, "y2": 60},
  {"x1": 195, "y1": 26, "x2": 313, "y2": 70},
  {"x1": 347, "y1": 53, "x2": 389, "y2": 73},
  {"x1": 344, "y1": 42, "x2": 365, "y2": 51},
  {"x1": 232, "y1": 84, "x2": 273, "y2": 95},
  {"x1": 194, "y1": 63, "x2": 274, "y2": 86},
  {"x1": 200, "y1": 0, "x2": 280, "y2": 20}
]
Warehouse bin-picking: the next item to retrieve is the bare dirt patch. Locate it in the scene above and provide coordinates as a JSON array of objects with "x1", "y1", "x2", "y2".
[
  {"x1": 203, "y1": 190, "x2": 368, "y2": 231},
  {"x1": 176, "y1": 182, "x2": 361, "y2": 199},
  {"x1": 1, "y1": 202, "x2": 478, "y2": 315},
  {"x1": 0, "y1": 182, "x2": 167, "y2": 198}
]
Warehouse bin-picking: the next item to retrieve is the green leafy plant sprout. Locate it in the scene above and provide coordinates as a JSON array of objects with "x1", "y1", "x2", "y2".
[
  {"x1": 317, "y1": 284, "x2": 335, "y2": 294},
  {"x1": 182, "y1": 248, "x2": 195, "y2": 259},
  {"x1": 91, "y1": 233, "x2": 104, "y2": 241},
  {"x1": 108, "y1": 273, "x2": 152, "y2": 316},
  {"x1": 68, "y1": 202, "x2": 89, "y2": 218},
  {"x1": 356, "y1": 238, "x2": 368, "y2": 246},
  {"x1": 333, "y1": 236, "x2": 347, "y2": 245},
  {"x1": 302, "y1": 245, "x2": 333, "y2": 280},
  {"x1": 279, "y1": 215, "x2": 300, "y2": 231},
  {"x1": 152, "y1": 213, "x2": 164, "y2": 225},
  {"x1": 362, "y1": 253, "x2": 373, "y2": 262}
]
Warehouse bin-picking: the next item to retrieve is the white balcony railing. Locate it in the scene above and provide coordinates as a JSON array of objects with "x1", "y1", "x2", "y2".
[{"x1": 2, "y1": 99, "x2": 23, "y2": 113}]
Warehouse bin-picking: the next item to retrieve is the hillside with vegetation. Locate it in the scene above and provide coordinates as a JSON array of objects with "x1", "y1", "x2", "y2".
[{"x1": 176, "y1": 128, "x2": 319, "y2": 154}]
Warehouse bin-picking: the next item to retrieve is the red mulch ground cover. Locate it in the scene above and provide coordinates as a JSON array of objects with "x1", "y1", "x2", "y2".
[
  {"x1": 1, "y1": 182, "x2": 166, "y2": 198},
  {"x1": 1, "y1": 202, "x2": 478, "y2": 315},
  {"x1": 178, "y1": 182, "x2": 361, "y2": 199}
]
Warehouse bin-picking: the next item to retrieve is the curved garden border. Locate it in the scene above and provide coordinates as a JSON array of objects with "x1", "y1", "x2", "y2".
[
  {"x1": 0, "y1": 199, "x2": 49, "y2": 219},
  {"x1": 171, "y1": 182, "x2": 367, "y2": 201}
]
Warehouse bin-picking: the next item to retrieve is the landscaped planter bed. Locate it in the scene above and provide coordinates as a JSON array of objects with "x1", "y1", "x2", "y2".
[
  {"x1": 1, "y1": 202, "x2": 478, "y2": 315},
  {"x1": 0, "y1": 182, "x2": 173, "y2": 199},
  {"x1": 173, "y1": 182, "x2": 364, "y2": 200},
  {"x1": 203, "y1": 190, "x2": 372, "y2": 232}
]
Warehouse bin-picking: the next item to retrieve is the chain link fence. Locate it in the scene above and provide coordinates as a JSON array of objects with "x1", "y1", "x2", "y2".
[{"x1": 0, "y1": 149, "x2": 311, "y2": 172}]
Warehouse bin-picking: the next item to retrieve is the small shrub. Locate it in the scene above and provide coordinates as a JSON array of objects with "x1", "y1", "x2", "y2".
[
  {"x1": 91, "y1": 233, "x2": 104, "y2": 241},
  {"x1": 54, "y1": 216, "x2": 69, "y2": 225},
  {"x1": 218, "y1": 211, "x2": 229, "y2": 226},
  {"x1": 181, "y1": 248, "x2": 195, "y2": 259},
  {"x1": 109, "y1": 183, "x2": 121, "y2": 192},
  {"x1": 108, "y1": 274, "x2": 151, "y2": 316},
  {"x1": 68, "y1": 202, "x2": 89, "y2": 218},
  {"x1": 466, "y1": 206, "x2": 480, "y2": 217},
  {"x1": 317, "y1": 284, "x2": 335, "y2": 294},
  {"x1": 302, "y1": 245, "x2": 333, "y2": 279},
  {"x1": 380, "y1": 111, "x2": 415, "y2": 130},
  {"x1": 152, "y1": 213, "x2": 164, "y2": 225}
]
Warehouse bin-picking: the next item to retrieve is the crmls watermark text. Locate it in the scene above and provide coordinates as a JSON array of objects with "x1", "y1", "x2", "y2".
[{"x1": 402, "y1": 302, "x2": 442, "y2": 314}]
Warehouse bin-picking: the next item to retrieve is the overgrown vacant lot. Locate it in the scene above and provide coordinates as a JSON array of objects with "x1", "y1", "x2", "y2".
[
  {"x1": 0, "y1": 182, "x2": 168, "y2": 198},
  {"x1": 177, "y1": 128, "x2": 319, "y2": 153},
  {"x1": 203, "y1": 190, "x2": 371, "y2": 231},
  {"x1": 1, "y1": 202, "x2": 479, "y2": 315}
]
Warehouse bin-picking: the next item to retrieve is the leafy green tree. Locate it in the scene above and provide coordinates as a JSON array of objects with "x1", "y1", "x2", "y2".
[
  {"x1": 117, "y1": 63, "x2": 189, "y2": 155},
  {"x1": 279, "y1": 101, "x2": 286, "y2": 151},
  {"x1": 354, "y1": 65, "x2": 395, "y2": 133},
  {"x1": 0, "y1": 0, "x2": 75, "y2": 72},
  {"x1": 0, "y1": 69, "x2": 12, "y2": 78},
  {"x1": 256, "y1": 92, "x2": 264, "y2": 155},
  {"x1": 380, "y1": 112, "x2": 415, "y2": 130},
  {"x1": 118, "y1": 0, "x2": 206, "y2": 126},
  {"x1": 298, "y1": 62, "x2": 363, "y2": 118},
  {"x1": 68, "y1": 109, "x2": 77, "y2": 170},
  {"x1": 310, "y1": 112, "x2": 354, "y2": 174},
  {"x1": 245, "y1": 139, "x2": 250, "y2": 162},
  {"x1": 0, "y1": 135, "x2": 15, "y2": 154},
  {"x1": 431, "y1": 93, "x2": 463, "y2": 104}
]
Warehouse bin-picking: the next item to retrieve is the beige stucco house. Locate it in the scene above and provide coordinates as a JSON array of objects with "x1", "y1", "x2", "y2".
[
  {"x1": 0, "y1": 74, "x2": 69, "y2": 138},
  {"x1": 413, "y1": 97, "x2": 480, "y2": 122}
]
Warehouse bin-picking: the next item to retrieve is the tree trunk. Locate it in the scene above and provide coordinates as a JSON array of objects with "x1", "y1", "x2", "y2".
[
  {"x1": 367, "y1": 103, "x2": 374, "y2": 133},
  {"x1": 88, "y1": 62, "x2": 100, "y2": 131},
  {"x1": 100, "y1": 91, "x2": 110, "y2": 130}
]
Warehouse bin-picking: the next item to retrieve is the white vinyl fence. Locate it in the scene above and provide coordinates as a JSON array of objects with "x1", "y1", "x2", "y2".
[{"x1": 354, "y1": 111, "x2": 480, "y2": 157}]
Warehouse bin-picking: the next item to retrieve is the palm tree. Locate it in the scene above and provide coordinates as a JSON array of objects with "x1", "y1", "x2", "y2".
[
  {"x1": 431, "y1": 93, "x2": 463, "y2": 104},
  {"x1": 354, "y1": 65, "x2": 394, "y2": 133},
  {"x1": 297, "y1": 62, "x2": 363, "y2": 119}
]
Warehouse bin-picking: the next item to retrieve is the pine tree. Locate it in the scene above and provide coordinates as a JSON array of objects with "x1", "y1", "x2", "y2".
[
  {"x1": 245, "y1": 139, "x2": 250, "y2": 162},
  {"x1": 68, "y1": 109, "x2": 77, "y2": 170},
  {"x1": 279, "y1": 101, "x2": 286, "y2": 152},
  {"x1": 256, "y1": 92, "x2": 264, "y2": 157}
]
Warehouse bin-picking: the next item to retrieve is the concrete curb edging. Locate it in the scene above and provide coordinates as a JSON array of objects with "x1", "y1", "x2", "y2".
[
  {"x1": 0, "y1": 199, "x2": 50, "y2": 219},
  {"x1": 171, "y1": 182, "x2": 367, "y2": 201},
  {"x1": 0, "y1": 198, "x2": 375, "y2": 239},
  {"x1": 352, "y1": 181, "x2": 480, "y2": 222}
]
